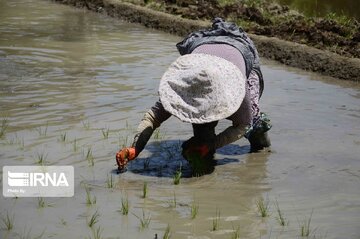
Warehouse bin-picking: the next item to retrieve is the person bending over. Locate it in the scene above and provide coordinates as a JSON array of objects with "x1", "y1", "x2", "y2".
[{"x1": 116, "y1": 18, "x2": 271, "y2": 175}]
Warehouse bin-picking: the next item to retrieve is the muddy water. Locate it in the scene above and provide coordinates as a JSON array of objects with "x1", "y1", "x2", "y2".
[{"x1": 1, "y1": 0, "x2": 360, "y2": 238}]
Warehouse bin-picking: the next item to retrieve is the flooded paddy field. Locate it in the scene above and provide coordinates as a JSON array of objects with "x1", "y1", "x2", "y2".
[{"x1": 0, "y1": 0, "x2": 360, "y2": 238}]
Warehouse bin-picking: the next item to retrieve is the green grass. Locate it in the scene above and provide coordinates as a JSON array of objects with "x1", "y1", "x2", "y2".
[
  {"x1": 142, "y1": 181, "x2": 148, "y2": 199},
  {"x1": 1, "y1": 211, "x2": 14, "y2": 231},
  {"x1": 87, "y1": 210, "x2": 100, "y2": 228},
  {"x1": 119, "y1": 195, "x2": 129, "y2": 215},
  {"x1": 0, "y1": 117, "x2": 9, "y2": 139},
  {"x1": 106, "y1": 174, "x2": 114, "y2": 188},
  {"x1": 133, "y1": 210, "x2": 151, "y2": 230},
  {"x1": 85, "y1": 186, "x2": 97, "y2": 206},
  {"x1": 325, "y1": 12, "x2": 354, "y2": 27},
  {"x1": 190, "y1": 201, "x2": 199, "y2": 219},
  {"x1": 275, "y1": 200, "x2": 288, "y2": 226},
  {"x1": 163, "y1": 224, "x2": 171, "y2": 239},
  {"x1": 212, "y1": 208, "x2": 221, "y2": 231},
  {"x1": 256, "y1": 197, "x2": 270, "y2": 217},
  {"x1": 101, "y1": 127, "x2": 110, "y2": 139}
]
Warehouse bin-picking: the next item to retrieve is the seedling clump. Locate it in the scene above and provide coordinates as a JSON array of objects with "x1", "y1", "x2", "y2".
[{"x1": 256, "y1": 197, "x2": 270, "y2": 217}]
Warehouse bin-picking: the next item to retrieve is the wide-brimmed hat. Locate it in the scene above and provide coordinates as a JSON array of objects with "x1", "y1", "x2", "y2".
[{"x1": 159, "y1": 53, "x2": 246, "y2": 124}]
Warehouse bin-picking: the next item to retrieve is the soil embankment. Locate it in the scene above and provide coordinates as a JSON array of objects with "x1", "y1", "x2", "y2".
[{"x1": 53, "y1": 0, "x2": 360, "y2": 82}]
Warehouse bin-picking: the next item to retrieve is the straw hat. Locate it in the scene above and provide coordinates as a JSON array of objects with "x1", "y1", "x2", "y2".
[{"x1": 159, "y1": 53, "x2": 246, "y2": 124}]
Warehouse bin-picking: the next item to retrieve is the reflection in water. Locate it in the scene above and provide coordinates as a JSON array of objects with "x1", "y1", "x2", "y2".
[{"x1": 277, "y1": 0, "x2": 360, "y2": 19}]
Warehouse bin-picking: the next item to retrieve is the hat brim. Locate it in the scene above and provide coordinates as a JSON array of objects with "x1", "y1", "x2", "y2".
[{"x1": 159, "y1": 53, "x2": 246, "y2": 124}]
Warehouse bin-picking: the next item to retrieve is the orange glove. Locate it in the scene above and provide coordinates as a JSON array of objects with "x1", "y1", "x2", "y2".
[{"x1": 116, "y1": 147, "x2": 137, "y2": 170}]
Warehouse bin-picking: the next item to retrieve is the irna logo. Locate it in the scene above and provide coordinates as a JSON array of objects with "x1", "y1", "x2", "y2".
[
  {"x1": 7, "y1": 171, "x2": 69, "y2": 187},
  {"x1": 3, "y1": 166, "x2": 74, "y2": 197}
]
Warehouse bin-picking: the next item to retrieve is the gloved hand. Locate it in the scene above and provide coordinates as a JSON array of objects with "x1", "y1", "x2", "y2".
[{"x1": 116, "y1": 147, "x2": 137, "y2": 171}]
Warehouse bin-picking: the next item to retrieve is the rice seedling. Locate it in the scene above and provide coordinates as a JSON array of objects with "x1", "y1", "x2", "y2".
[
  {"x1": 85, "y1": 147, "x2": 94, "y2": 166},
  {"x1": 256, "y1": 197, "x2": 270, "y2": 217},
  {"x1": 101, "y1": 127, "x2": 110, "y2": 139},
  {"x1": 5, "y1": 135, "x2": 25, "y2": 148},
  {"x1": 59, "y1": 132, "x2": 67, "y2": 142},
  {"x1": 230, "y1": 225, "x2": 240, "y2": 239},
  {"x1": 88, "y1": 226, "x2": 103, "y2": 239},
  {"x1": 0, "y1": 117, "x2": 9, "y2": 139},
  {"x1": 167, "y1": 192, "x2": 177, "y2": 208},
  {"x1": 35, "y1": 123, "x2": 48, "y2": 136},
  {"x1": 142, "y1": 181, "x2": 148, "y2": 199},
  {"x1": 17, "y1": 136, "x2": 25, "y2": 149},
  {"x1": 85, "y1": 186, "x2": 97, "y2": 206},
  {"x1": 1, "y1": 211, "x2": 14, "y2": 231},
  {"x1": 153, "y1": 128, "x2": 164, "y2": 140},
  {"x1": 212, "y1": 208, "x2": 221, "y2": 231},
  {"x1": 5, "y1": 137, "x2": 15, "y2": 145},
  {"x1": 73, "y1": 138, "x2": 78, "y2": 152},
  {"x1": 163, "y1": 224, "x2": 171, "y2": 239},
  {"x1": 119, "y1": 195, "x2": 129, "y2": 215},
  {"x1": 35, "y1": 152, "x2": 47, "y2": 165},
  {"x1": 118, "y1": 134, "x2": 129, "y2": 148},
  {"x1": 17, "y1": 226, "x2": 45, "y2": 239},
  {"x1": 133, "y1": 210, "x2": 151, "y2": 230},
  {"x1": 82, "y1": 120, "x2": 91, "y2": 130},
  {"x1": 37, "y1": 197, "x2": 53, "y2": 208},
  {"x1": 59, "y1": 218, "x2": 67, "y2": 226},
  {"x1": 106, "y1": 174, "x2": 114, "y2": 188},
  {"x1": 87, "y1": 210, "x2": 100, "y2": 228},
  {"x1": 190, "y1": 201, "x2": 199, "y2": 219},
  {"x1": 173, "y1": 167, "x2": 182, "y2": 185},
  {"x1": 300, "y1": 210, "x2": 314, "y2": 237},
  {"x1": 275, "y1": 200, "x2": 288, "y2": 226},
  {"x1": 38, "y1": 197, "x2": 45, "y2": 208}
]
